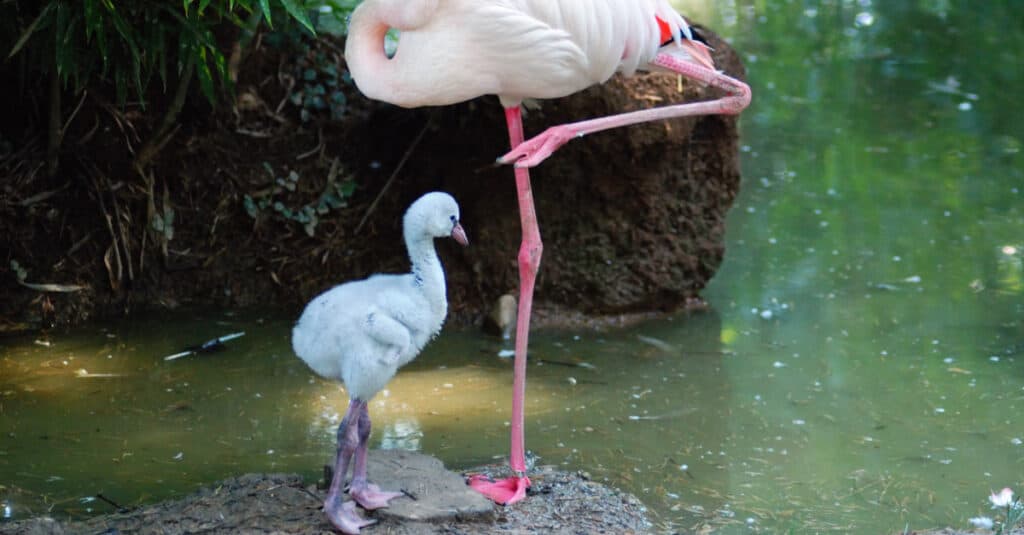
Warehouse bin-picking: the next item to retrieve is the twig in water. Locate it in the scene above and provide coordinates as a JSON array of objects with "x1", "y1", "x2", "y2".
[
  {"x1": 164, "y1": 332, "x2": 246, "y2": 361},
  {"x1": 95, "y1": 493, "x2": 128, "y2": 512},
  {"x1": 354, "y1": 118, "x2": 432, "y2": 235}
]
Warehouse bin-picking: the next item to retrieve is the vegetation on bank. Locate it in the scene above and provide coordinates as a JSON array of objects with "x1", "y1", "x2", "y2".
[
  {"x1": 1, "y1": 0, "x2": 357, "y2": 175},
  {"x1": 0, "y1": 1, "x2": 363, "y2": 328}
]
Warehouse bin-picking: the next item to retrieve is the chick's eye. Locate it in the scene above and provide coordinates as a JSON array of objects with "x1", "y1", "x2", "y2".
[{"x1": 449, "y1": 215, "x2": 457, "y2": 222}]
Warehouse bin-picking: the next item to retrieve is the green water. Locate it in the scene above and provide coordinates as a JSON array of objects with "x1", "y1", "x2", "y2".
[{"x1": 3, "y1": 0, "x2": 1023, "y2": 532}]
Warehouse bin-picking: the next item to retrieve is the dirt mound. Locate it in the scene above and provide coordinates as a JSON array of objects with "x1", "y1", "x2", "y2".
[{"x1": 0, "y1": 455, "x2": 651, "y2": 534}]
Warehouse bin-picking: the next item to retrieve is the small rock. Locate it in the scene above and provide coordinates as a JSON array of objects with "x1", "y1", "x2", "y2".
[{"x1": 483, "y1": 294, "x2": 517, "y2": 339}]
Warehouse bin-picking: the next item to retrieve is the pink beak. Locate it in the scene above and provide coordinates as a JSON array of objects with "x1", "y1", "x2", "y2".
[
  {"x1": 451, "y1": 222, "x2": 469, "y2": 246},
  {"x1": 681, "y1": 39, "x2": 716, "y2": 70}
]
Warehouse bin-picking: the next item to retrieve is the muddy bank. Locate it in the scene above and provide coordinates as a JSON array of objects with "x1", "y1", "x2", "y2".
[
  {"x1": 1, "y1": 28, "x2": 744, "y2": 332},
  {"x1": 0, "y1": 451, "x2": 651, "y2": 535}
]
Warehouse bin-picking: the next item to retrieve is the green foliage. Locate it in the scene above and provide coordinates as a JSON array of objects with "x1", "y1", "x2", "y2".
[
  {"x1": 10, "y1": 260, "x2": 29, "y2": 282},
  {"x1": 259, "y1": 1, "x2": 359, "y2": 122},
  {"x1": 290, "y1": 48, "x2": 351, "y2": 122},
  {"x1": 244, "y1": 162, "x2": 356, "y2": 237},
  {"x1": 305, "y1": 0, "x2": 361, "y2": 35},
  {"x1": 152, "y1": 205, "x2": 175, "y2": 241},
  {"x1": 3, "y1": 0, "x2": 331, "y2": 108}
]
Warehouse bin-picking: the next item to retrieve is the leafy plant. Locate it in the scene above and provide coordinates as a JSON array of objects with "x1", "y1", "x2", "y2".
[
  {"x1": 305, "y1": 0, "x2": 361, "y2": 35},
  {"x1": 244, "y1": 162, "x2": 356, "y2": 237},
  {"x1": 1, "y1": 0, "x2": 330, "y2": 176},
  {"x1": 290, "y1": 48, "x2": 351, "y2": 122},
  {"x1": 10, "y1": 260, "x2": 29, "y2": 283},
  {"x1": 991, "y1": 488, "x2": 1024, "y2": 535},
  {"x1": 6, "y1": 0, "x2": 315, "y2": 106}
]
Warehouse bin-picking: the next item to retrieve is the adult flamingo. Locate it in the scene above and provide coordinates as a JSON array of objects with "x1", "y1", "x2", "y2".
[{"x1": 345, "y1": 0, "x2": 751, "y2": 506}]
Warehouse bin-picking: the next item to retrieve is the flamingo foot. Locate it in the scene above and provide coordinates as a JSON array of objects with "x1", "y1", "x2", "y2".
[
  {"x1": 350, "y1": 482, "x2": 404, "y2": 510},
  {"x1": 325, "y1": 499, "x2": 375, "y2": 534},
  {"x1": 497, "y1": 124, "x2": 580, "y2": 169},
  {"x1": 468, "y1": 474, "x2": 531, "y2": 505}
]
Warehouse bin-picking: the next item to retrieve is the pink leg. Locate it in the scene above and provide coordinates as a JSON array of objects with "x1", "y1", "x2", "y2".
[
  {"x1": 325, "y1": 399, "x2": 376, "y2": 534},
  {"x1": 349, "y1": 401, "x2": 404, "y2": 509},
  {"x1": 468, "y1": 105, "x2": 537, "y2": 505},
  {"x1": 499, "y1": 56, "x2": 751, "y2": 168}
]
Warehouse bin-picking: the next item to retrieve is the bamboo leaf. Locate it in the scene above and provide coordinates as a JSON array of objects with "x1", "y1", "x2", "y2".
[
  {"x1": 103, "y1": 3, "x2": 140, "y2": 62},
  {"x1": 195, "y1": 46, "x2": 215, "y2": 103},
  {"x1": 102, "y1": 1, "x2": 144, "y2": 100},
  {"x1": 157, "y1": 4, "x2": 218, "y2": 49},
  {"x1": 259, "y1": 0, "x2": 272, "y2": 27},
  {"x1": 115, "y1": 69, "x2": 128, "y2": 107},
  {"x1": 208, "y1": 43, "x2": 230, "y2": 91},
  {"x1": 156, "y1": 23, "x2": 167, "y2": 90},
  {"x1": 54, "y1": 1, "x2": 73, "y2": 81},
  {"x1": 278, "y1": 0, "x2": 315, "y2": 34},
  {"x1": 83, "y1": 0, "x2": 99, "y2": 40},
  {"x1": 8, "y1": 2, "x2": 56, "y2": 59},
  {"x1": 81, "y1": 0, "x2": 110, "y2": 69}
]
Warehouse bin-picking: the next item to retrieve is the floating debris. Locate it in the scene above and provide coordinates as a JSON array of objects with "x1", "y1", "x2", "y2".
[
  {"x1": 627, "y1": 408, "x2": 697, "y2": 421},
  {"x1": 536, "y1": 359, "x2": 595, "y2": 369},
  {"x1": 969, "y1": 517, "x2": 994, "y2": 529},
  {"x1": 636, "y1": 335, "x2": 675, "y2": 353},
  {"x1": 75, "y1": 368, "x2": 122, "y2": 378},
  {"x1": 164, "y1": 332, "x2": 246, "y2": 361}
]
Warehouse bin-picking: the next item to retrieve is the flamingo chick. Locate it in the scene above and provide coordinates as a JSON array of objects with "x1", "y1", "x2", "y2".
[
  {"x1": 292, "y1": 192, "x2": 468, "y2": 534},
  {"x1": 345, "y1": 0, "x2": 751, "y2": 506}
]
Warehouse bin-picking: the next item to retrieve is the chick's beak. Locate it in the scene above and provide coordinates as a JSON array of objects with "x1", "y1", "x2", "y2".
[{"x1": 451, "y1": 222, "x2": 469, "y2": 246}]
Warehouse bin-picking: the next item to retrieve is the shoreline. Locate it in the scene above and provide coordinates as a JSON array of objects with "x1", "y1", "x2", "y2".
[{"x1": 0, "y1": 451, "x2": 652, "y2": 534}]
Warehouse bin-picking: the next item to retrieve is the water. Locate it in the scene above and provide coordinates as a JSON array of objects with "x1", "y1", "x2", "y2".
[{"x1": 3, "y1": 1, "x2": 1023, "y2": 532}]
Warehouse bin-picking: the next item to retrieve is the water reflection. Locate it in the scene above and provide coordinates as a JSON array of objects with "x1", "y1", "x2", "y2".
[{"x1": 378, "y1": 419, "x2": 423, "y2": 451}]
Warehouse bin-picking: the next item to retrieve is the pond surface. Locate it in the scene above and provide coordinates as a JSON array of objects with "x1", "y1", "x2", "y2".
[{"x1": 2, "y1": 0, "x2": 1023, "y2": 533}]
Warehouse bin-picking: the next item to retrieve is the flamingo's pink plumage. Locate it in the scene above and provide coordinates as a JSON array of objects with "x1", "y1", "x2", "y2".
[{"x1": 344, "y1": 0, "x2": 750, "y2": 506}]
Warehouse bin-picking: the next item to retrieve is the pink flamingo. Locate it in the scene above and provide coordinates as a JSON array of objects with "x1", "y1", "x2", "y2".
[{"x1": 345, "y1": 0, "x2": 751, "y2": 506}]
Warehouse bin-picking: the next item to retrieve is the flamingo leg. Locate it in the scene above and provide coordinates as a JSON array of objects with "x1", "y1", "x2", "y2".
[
  {"x1": 325, "y1": 399, "x2": 376, "y2": 534},
  {"x1": 468, "y1": 105, "x2": 536, "y2": 505},
  {"x1": 349, "y1": 401, "x2": 404, "y2": 509},
  {"x1": 499, "y1": 58, "x2": 751, "y2": 168}
]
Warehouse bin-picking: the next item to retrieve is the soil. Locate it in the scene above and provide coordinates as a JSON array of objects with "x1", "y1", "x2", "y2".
[{"x1": 0, "y1": 27, "x2": 744, "y2": 333}]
